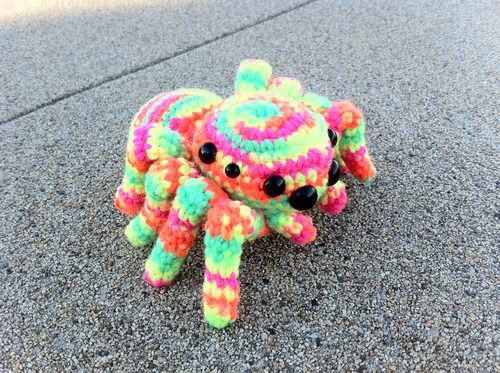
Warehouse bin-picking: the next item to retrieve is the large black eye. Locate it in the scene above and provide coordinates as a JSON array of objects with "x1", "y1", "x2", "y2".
[
  {"x1": 289, "y1": 186, "x2": 318, "y2": 210},
  {"x1": 264, "y1": 175, "x2": 286, "y2": 197},
  {"x1": 328, "y1": 160, "x2": 340, "y2": 186},
  {"x1": 198, "y1": 142, "x2": 217, "y2": 164},
  {"x1": 328, "y1": 128, "x2": 338, "y2": 147},
  {"x1": 225, "y1": 163, "x2": 240, "y2": 178}
]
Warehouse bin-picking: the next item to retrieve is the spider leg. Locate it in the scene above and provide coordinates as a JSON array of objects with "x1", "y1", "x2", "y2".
[
  {"x1": 318, "y1": 181, "x2": 348, "y2": 215},
  {"x1": 115, "y1": 123, "x2": 191, "y2": 216},
  {"x1": 125, "y1": 157, "x2": 199, "y2": 247},
  {"x1": 326, "y1": 101, "x2": 376, "y2": 182},
  {"x1": 143, "y1": 177, "x2": 226, "y2": 287},
  {"x1": 202, "y1": 200, "x2": 266, "y2": 328},
  {"x1": 264, "y1": 211, "x2": 317, "y2": 245},
  {"x1": 299, "y1": 94, "x2": 375, "y2": 178}
]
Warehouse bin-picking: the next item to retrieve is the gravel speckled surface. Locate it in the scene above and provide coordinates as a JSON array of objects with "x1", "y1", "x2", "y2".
[{"x1": 0, "y1": 0, "x2": 498, "y2": 370}]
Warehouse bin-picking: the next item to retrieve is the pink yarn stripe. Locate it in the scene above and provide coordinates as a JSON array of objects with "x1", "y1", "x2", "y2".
[
  {"x1": 204, "y1": 269, "x2": 239, "y2": 289},
  {"x1": 204, "y1": 120, "x2": 333, "y2": 178},
  {"x1": 325, "y1": 107, "x2": 345, "y2": 133},
  {"x1": 146, "y1": 93, "x2": 184, "y2": 125},
  {"x1": 143, "y1": 272, "x2": 171, "y2": 288},
  {"x1": 342, "y1": 146, "x2": 367, "y2": 162},
  {"x1": 284, "y1": 214, "x2": 316, "y2": 245},
  {"x1": 168, "y1": 208, "x2": 196, "y2": 230},
  {"x1": 146, "y1": 203, "x2": 169, "y2": 218},
  {"x1": 234, "y1": 111, "x2": 310, "y2": 141},
  {"x1": 132, "y1": 123, "x2": 155, "y2": 161},
  {"x1": 117, "y1": 187, "x2": 144, "y2": 205},
  {"x1": 320, "y1": 185, "x2": 347, "y2": 215},
  {"x1": 134, "y1": 93, "x2": 165, "y2": 125},
  {"x1": 169, "y1": 117, "x2": 187, "y2": 132}
]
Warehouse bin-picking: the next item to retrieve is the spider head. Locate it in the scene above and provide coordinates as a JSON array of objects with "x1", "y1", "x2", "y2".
[{"x1": 193, "y1": 92, "x2": 337, "y2": 212}]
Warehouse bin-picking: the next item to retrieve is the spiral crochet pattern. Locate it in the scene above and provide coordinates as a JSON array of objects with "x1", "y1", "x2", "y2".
[
  {"x1": 115, "y1": 59, "x2": 377, "y2": 328},
  {"x1": 193, "y1": 92, "x2": 333, "y2": 212}
]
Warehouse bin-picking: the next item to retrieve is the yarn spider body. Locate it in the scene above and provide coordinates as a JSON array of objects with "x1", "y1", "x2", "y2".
[{"x1": 115, "y1": 60, "x2": 376, "y2": 328}]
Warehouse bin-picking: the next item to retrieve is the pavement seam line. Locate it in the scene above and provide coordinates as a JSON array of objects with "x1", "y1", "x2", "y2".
[{"x1": 1, "y1": 0, "x2": 319, "y2": 126}]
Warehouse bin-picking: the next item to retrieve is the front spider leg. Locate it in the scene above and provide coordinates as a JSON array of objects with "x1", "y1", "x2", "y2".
[
  {"x1": 115, "y1": 123, "x2": 191, "y2": 216},
  {"x1": 125, "y1": 157, "x2": 199, "y2": 247},
  {"x1": 143, "y1": 177, "x2": 226, "y2": 287},
  {"x1": 326, "y1": 101, "x2": 376, "y2": 182},
  {"x1": 202, "y1": 200, "x2": 266, "y2": 328},
  {"x1": 264, "y1": 210, "x2": 317, "y2": 245},
  {"x1": 318, "y1": 181, "x2": 347, "y2": 215}
]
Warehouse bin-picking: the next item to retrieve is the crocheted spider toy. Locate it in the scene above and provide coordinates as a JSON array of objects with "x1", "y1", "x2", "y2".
[{"x1": 115, "y1": 60, "x2": 376, "y2": 328}]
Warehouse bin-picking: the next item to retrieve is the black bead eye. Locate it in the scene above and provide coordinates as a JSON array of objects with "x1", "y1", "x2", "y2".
[
  {"x1": 289, "y1": 186, "x2": 318, "y2": 210},
  {"x1": 225, "y1": 163, "x2": 240, "y2": 178},
  {"x1": 198, "y1": 142, "x2": 217, "y2": 164},
  {"x1": 264, "y1": 175, "x2": 286, "y2": 197},
  {"x1": 328, "y1": 128, "x2": 338, "y2": 147},
  {"x1": 328, "y1": 160, "x2": 340, "y2": 186}
]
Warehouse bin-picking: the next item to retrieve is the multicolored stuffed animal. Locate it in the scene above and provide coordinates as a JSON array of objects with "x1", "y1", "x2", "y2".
[{"x1": 115, "y1": 60, "x2": 376, "y2": 328}]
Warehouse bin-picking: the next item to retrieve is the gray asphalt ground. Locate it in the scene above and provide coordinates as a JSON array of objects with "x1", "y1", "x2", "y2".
[
  {"x1": 0, "y1": 0, "x2": 498, "y2": 371},
  {"x1": 0, "y1": 0, "x2": 307, "y2": 123}
]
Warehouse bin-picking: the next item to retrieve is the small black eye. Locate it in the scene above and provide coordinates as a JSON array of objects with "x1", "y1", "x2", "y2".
[
  {"x1": 198, "y1": 142, "x2": 217, "y2": 164},
  {"x1": 328, "y1": 160, "x2": 340, "y2": 186},
  {"x1": 328, "y1": 128, "x2": 338, "y2": 147},
  {"x1": 289, "y1": 186, "x2": 318, "y2": 210},
  {"x1": 225, "y1": 163, "x2": 240, "y2": 178},
  {"x1": 264, "y1": 175, "x2": 286, "y2": 197}
]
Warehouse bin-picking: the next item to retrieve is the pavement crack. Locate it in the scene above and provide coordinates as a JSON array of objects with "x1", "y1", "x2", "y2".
[{"x1": 0, "y1": 0, "x2": 319, "y2": 126}]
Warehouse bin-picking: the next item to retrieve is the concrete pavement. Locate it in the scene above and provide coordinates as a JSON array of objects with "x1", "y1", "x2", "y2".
[{"x1": 0, "y1": 0, "x2": 498, "y2": 370}]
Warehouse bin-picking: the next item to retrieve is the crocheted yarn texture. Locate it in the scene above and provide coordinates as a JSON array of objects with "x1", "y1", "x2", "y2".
[{"x1": 115, "y1": 60, "x2": 376, "y2": 328}]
